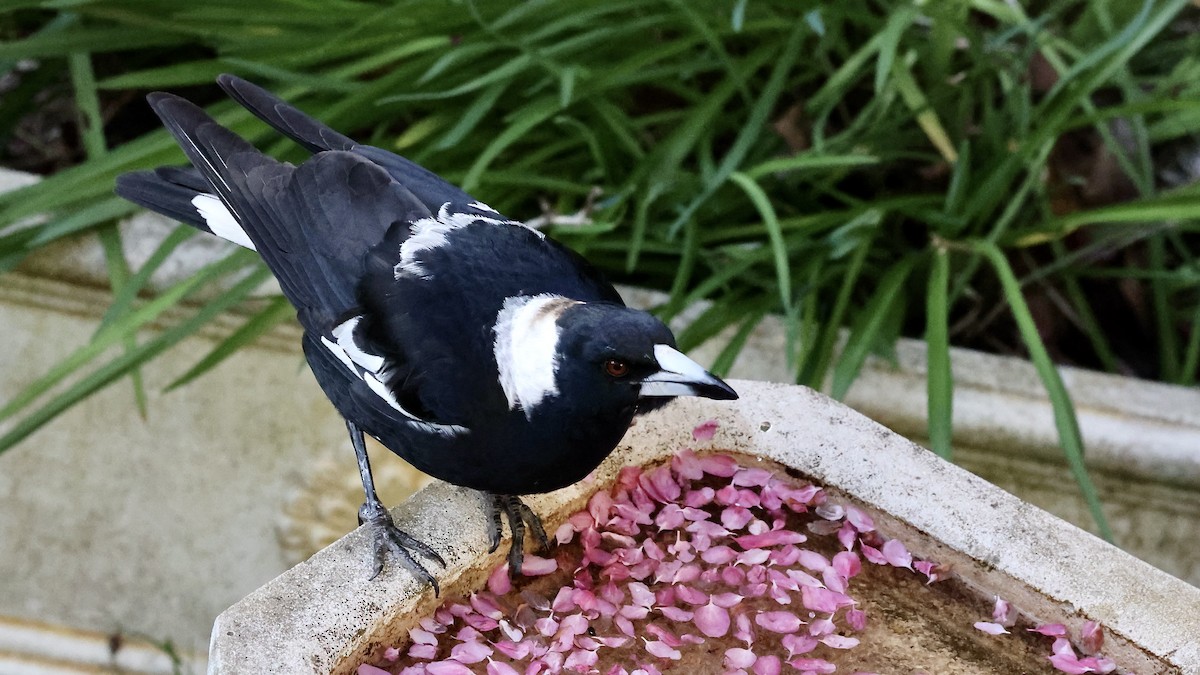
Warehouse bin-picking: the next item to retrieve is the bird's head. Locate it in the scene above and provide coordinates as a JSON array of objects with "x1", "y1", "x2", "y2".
[{"x1": 494, "y1": 295, "x2": 737, "y2": 421}]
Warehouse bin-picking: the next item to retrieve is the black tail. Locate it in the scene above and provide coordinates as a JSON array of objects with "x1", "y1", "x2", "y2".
[
  {"x1": 215, "y1": 74, "x2": 476, "y2": 212},
  {"x1": 115, "y1": 168, "x2": 212, "y2": 233},
  {"x1": 138, "y1": 93, "x2": 429, "y2": 331}
]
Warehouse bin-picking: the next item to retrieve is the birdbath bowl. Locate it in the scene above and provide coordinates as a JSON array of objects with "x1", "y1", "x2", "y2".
[{"x1": 207, "y1": 381, "x2": 1200, "y2": 674}]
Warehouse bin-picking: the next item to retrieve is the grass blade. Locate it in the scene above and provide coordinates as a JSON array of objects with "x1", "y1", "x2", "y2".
[{"x1": 925, "y1": 246, "x2": 953, "y2": 459}]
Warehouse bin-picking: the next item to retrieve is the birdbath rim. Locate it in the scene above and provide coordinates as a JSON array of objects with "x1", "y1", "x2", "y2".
[{"x1": 206, "y1": 379, "x2": 1200, "y2": 674}]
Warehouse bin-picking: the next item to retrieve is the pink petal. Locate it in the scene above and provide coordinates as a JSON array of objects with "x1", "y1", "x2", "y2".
[
  {"x1": 488, "y1": 662, "x2": 522, "y2": 675},
  {"x1": 1080, "y1": 621, "x2": 1104, "y2": 654},
  {"x1": 426, "y1": 663, "x2": 476, "y2": 675},
  {"x1": 684, "y1": 487, "x2": 716, "y2": 508},
  {"x1": 820, "y1": 634, "x2": 860, "y2": 649},
  {"x1": 881, "y1": 539, "x2": 913, "y2": 569},
  {"x1": 801, "y1": 586, "x2": 854, "y2": 613},
  {"x1": 694, "y1": 601, "x2": 731, "y2": 637},
  {"x1": 409, "y1": 627, "x2": 439, "y2": 646},
  {"x1": 644, "y1": 640, "x2": 682, "y2": 660},
  {"x1": 711, "y1": 592, "x2": 743, "y2": 608},
  {"x1": 408, "y1": 644, "x2": 438, "y2": 660},
  {"x1": 660, "y1": 605, "x2": 694, "y2": 621},
  {"x1": 1049, "y1": 654, "x2": 1096, "y2": 674},
  {"x1": 737, "y1": 548, "x2": 771, "y2": 566},
  {"x1": 846, "y1": 609, "x2": 868, "y2": 632},
  {"x1": 692, "y1": 420, "x2": 720, "y2": 442},
  {"x1": 735, "y1": 530, "x2": 807, "y2": 549},
  {"x1": 832, "y1": 551, "x2": 862, "y2": 580},
  {"x1": 787, "y1": 658, "x2": 836, "y2": 674},
  {"x1": 449, "y1": 640, "x2": 493, "y2": 664},
  {"x1": 488, "y1": 563, "x2": 513, "y2": 595},
  {"x1": 735, "y1": 612, "x2": 755, "y2": 644},
  {"x1": 722, "y1": 506, "x2": 754, "y2": 531},
  {"x1": 701, "y1": 545, "x2": 739, "y2": 565},
  {"x1": 808, "y1": 618, "x2": 836, "y2": 637},
  {"x1": 645, "y1": 622, "x2": 683, "y2": 647},
  {"x1": 383, "y1": 647, "x2": 402, "y2": 662},
  {"x1": 494, "y1": 640, "x2": 532, "y2": 660},
  {"x1": 1052, "y1": 637, "x2": 1075, "y2": 657},
  {"x1": 992, "y1": 596, "x2": 1015, "y2": 627},
  {"x1": 564, "y1": 649, "x2": 599, "y2": 672},
  {"x1": 358, "y1": 666, "x2": 391, "y2": 675},
  {"x1": 520, "y1": 554, "x2": 558, "y2": 577},
  {"x1": 822, "y1": 566, "x2": 847, "y2": 594},
  {"x1": 1030, "y1": 623, "x2": 1069, "y2": 637},
  {"x1": 675, "y1": 584, "x2": 708, "y2": 605},
  {"x1": 699, "y1": 453, "x2": 739, "y2": 477},
  {"x1": 845, "y1": 505, "x2": 875, "y2": 532},
  {"x1": 754, "y1": 655, "x2": 782, "y2": 675},
  {"x1": 756, "y1": 611, "x2": 803, "y2": 634},
  {"x1": 781, "y1": 634, "x2": 818, "y2": 656},
  {"x1": 471, "y1": 593, "x2": 505, "y2": 619},
  {"x1": 860, "y1": 544, "x2": 887, "y2": 565},
  {"x1": 464, "y1": 613, "x2": 499, "y2": 631},
  {"x1": 796, "y1": 550, "x2": 831, "y2": 572},
  {"x1": 724, "y1": 648, "x2": 757, "y2": 669},
  {"x1": 974, "y1": 622, "x2": 1010, "y2": 636},
  {"x1": 732, "y1": 467, "x2": 773, "y2": 487},
  {"x1": 837, "y1": 522, "x2": 858, "y2": 551},
  {"x1": 655, "y1": 504, "x2": 686, "y2": 530}
]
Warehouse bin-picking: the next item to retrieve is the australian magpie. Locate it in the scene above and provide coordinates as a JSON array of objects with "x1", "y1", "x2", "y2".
[{"x1": 115, "y1": 75, "x2": 738, "y2": 591}]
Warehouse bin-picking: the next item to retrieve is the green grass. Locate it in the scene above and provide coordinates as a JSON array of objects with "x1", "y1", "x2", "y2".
[{"x1": 2, "y1": 0, "x2": 1200, "y2": 540}]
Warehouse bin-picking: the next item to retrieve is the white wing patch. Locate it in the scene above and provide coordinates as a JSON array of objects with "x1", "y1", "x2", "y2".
[
  {"x1": 320, "y1": 317, "x2": 466, "y2": 437},
  {"x1": 191, "y1": 194, "x2": 256, "y2": 250},
  {"x1": 394, "y1": 202, "x2": 545, "y2": 280},
  {"x1": 493, "y1": 294, "x2": 579, "y2": 418}
]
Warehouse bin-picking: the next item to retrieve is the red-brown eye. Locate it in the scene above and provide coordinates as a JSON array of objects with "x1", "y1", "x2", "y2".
[{"x1": 604, "y1": 359, "x2": 630, "y2": 378}]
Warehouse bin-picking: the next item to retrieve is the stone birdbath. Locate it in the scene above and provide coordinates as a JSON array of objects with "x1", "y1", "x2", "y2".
[{"x1": 207, "y1": 381, "x2": 1200, "y2": 674}]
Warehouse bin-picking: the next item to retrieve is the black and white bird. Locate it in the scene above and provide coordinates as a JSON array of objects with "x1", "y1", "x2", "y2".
[{"x1": 115, "y1": 75, "x2": 737, "y2": 591}]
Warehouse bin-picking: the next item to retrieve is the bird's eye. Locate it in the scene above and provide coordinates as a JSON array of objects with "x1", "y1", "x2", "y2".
[{"x1": 603, "y1": 359, "x2": 630, "y2": 378}]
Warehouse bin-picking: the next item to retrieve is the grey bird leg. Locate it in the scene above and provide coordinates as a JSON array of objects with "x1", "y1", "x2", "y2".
[
  {"x1": 348, "y1": 419, "x2": 445, "y2": 593},
  {"x1": 484, "y1": 493, "x2": 550, "y2": 575}
]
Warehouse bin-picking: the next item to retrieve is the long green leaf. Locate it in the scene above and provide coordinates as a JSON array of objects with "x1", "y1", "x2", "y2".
[
  {"x1": 972, "y1": 241, "x2": 1113, "y2": 542},
  {"x1": 925, "y1": 247, "x2": 953, "y2": 459}
]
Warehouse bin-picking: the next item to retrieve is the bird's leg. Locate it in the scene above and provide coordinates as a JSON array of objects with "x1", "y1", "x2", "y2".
[
  {"x1": 484, "y1": 493, "x2": 550, "y2": 575},
  {"x1": 348, "y1": 419, "x2": 445, "y2": 593}
]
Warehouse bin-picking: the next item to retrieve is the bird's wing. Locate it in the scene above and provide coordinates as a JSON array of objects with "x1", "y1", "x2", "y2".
[
  {"x1": 144, "y1": 92, "x2": 430, "y2": 331},
  {"x1": 216, "y1": 74, "x2": 481, "y2": 216}
]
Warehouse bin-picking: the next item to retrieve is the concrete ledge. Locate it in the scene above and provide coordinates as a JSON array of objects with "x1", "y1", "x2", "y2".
[{"x1": 209, "y1": 381, "x2": 1200, "y2": 674}]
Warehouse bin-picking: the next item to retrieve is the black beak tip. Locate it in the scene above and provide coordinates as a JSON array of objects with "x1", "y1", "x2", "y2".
[{"x1": 704, "y1": 378, "x2": 739, "y2": 401}]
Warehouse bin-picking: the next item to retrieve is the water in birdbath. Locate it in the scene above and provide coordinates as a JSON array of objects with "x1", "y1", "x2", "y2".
[{"x1": 359, "y1": 433, "x2": 1122, "y2": 675}]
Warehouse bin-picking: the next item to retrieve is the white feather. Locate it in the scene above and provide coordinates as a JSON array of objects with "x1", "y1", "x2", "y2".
[
  {"x1": 191, "y1": 194, "x2": 256, "y2": 250},
  {"x1": 331, "y1": 316, "x2": 385, "y2": 373},
  {"x1": 394, "y1": 202, "x2": 544, "y2": 279},
  {"x1": 493, "y1": 294, "x2": 578, "y2": 417}
]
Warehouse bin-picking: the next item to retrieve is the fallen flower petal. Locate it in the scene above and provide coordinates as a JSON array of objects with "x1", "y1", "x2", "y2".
[
  {"x1": 643, "y1": 639, "x2": 682, "y2": 660},
  {"x1": 756, "y1": 611, "x2": 803, "y2": 634},
  {"x1": 1080, "y1": 620, "x2": 1104, "y2": 655},
  {"x1": 974, "y1": 622, "x2": 1009, "y2": 636},
  {"x1": 781, "y1": 633, "x2": 818, "y2": 657},
  {"x1": 819, "y1": 634, "x2": 860, "y2": 649},
  {"x1": 488, "y1": 563, "x2": 514, "y2": 595},
  {"x1": 426, "y1": 662, "x2": 476, "y2": 675},
  {"x1": 724, "y1": 647, "x2": 758, "y2": 669},
  {"x1": 845, "y1": 505, "x2": 875, "y2": 532},
  {"x1": 787, "y1": 657, "x2": 837, "y2": 674},
  {"x1": 699, "y1": 453, "x2": 739, "y2": 477},
  {"x1": 846, "y1": 608, "x2": 868, "y2": 631},
  {"x1": 488, "y1": 661, "x2": 522, "y2": 675},
  {"x1": 358, "y1": 665, "x2": 391, "y2": 675},
  {"x1": 992, "y1": 596, "x2": 1015, "y2": 627},
  {"x1": 450, "y1": 640, "x2": 493, "y2": 664},
  {"x1": 694, "y1": 600, "x2": 731, "y2": 637},
  {"x1": 881, "y1": 539, "x2": 913, "y2": 569},
  {"x1": 754, "y1": 655, "x2": 782, "y2": 675},
  {"x1": 1029, "y1": 624, "x2": 1070, "y2": 638},
  {"x1": 692, "y1": 420, "x2": 720, "y2": 442}
]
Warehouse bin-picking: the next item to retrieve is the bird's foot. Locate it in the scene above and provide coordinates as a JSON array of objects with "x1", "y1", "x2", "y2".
[
  {"x1": 484, "y1": 494, "x2": 549, "y2": 575},
  {"x1": 359, "y1": 499, "x2": 446, "y2": 594}
]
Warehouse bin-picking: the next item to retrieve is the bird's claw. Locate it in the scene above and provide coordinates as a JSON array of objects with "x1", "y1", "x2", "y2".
[
  {"x1": 359, "y1": 501, "x2": 445, "y2": 594},
  {"x1": 485, "y1": 494, "x2": 549, "y2": 575}
]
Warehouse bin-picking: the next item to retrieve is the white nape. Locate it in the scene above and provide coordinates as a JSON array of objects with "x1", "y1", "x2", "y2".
[
  {"x1": 493, "y1": 294, "x2": 578, "y2": 418},
  {"x1": 394, "y1": 202, "x2": 543, "y2": 279}
]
